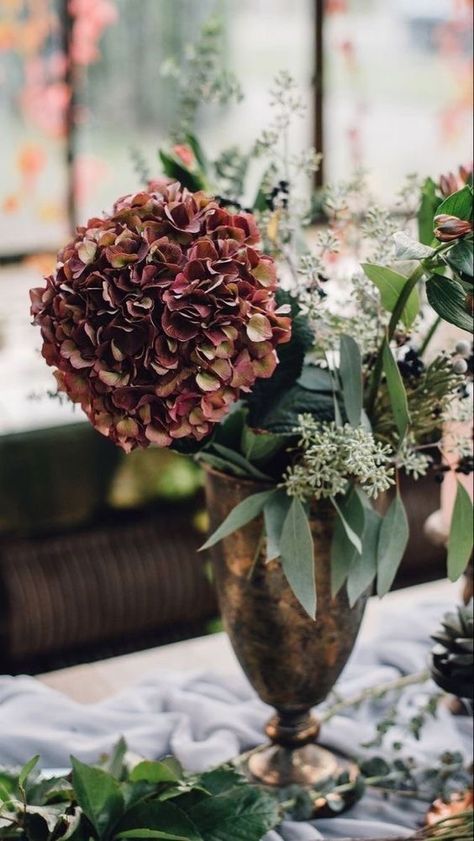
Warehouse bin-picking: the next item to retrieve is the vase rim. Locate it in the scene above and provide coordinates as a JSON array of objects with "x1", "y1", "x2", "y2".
[{"x1": 201, "y1": 462, "x2": 275, "y2": 490}]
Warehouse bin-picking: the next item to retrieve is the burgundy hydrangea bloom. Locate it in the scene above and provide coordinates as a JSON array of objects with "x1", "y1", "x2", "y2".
[{"x1": 31, "y1": 182, "x2": 291, "y2": 452}]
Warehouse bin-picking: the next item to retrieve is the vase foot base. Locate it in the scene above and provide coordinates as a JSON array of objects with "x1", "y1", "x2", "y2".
[{"x1": 245, "y1": 744, "x2": 361, "y2": 817}]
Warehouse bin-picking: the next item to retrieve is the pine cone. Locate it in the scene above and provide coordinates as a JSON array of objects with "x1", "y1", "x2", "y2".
[{"x1": 430, "y1": 603, "x2": 473, "y2": 700}]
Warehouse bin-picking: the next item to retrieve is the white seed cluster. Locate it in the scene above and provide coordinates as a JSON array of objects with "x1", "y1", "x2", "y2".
[{"x1": 284, "y1": 415, "x2": 395, "y2": 501}]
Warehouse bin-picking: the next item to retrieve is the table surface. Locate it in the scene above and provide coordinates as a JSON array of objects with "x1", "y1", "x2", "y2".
[{"x1": 39, "y1": 578, "x2": 460, "y2": 704}]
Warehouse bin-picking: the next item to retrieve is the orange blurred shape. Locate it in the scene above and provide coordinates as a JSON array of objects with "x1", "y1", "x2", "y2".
[
  {"x1": 1, "y1": 194, "x2": 20, "y2": 213},
  {"x1": 426, "y1": 790, "x2": 473, "y2": 825},
  {"x1": 0, "y1": 21, "x2": 17, "y2": 51},
  {"x1": 17, "y1": 143, "x2": 46, "y2": 178},
  {"x1": 37, "y1": 200, "x2": 63, "y2": 222},
  {"x1": 172, "y1": 144, "x2": 195, "y2": 168},
  {"x1": 24, "y1": 253, "x2": 57, "y2": 275}
]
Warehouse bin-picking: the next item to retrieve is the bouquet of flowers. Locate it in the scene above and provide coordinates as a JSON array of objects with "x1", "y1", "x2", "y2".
[{"x1": 30, "y1": 24, "x2": 473, "y2": 618}]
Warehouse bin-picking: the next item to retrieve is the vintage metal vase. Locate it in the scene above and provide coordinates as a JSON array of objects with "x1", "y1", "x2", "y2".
[{"x1": 204, "y1": 467, "x2": 369, "y2": 800}]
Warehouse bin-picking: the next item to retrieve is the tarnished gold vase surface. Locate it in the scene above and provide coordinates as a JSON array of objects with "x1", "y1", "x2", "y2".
[{"x1": 204, "y1": 467, "x2": 369, "y2": 803}]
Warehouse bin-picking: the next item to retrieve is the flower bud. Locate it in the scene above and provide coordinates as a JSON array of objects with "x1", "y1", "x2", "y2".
[
  {"x1": 453, "y1": 358, "x2": 468, "y2": 374},
  {"x1": 433, "y1": 214, "x2": 473, "y2": 241}
]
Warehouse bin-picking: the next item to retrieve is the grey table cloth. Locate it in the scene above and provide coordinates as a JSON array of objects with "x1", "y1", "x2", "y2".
[{"x1": 0, "y1": 597, "x2": 472, "y2": 839}]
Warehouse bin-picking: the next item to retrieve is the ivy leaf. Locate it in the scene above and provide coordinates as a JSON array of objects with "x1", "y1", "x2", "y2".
[
  {"x1": 129, "y1": 761, "x2": 180, "y2": 785},
  {"x1": 116, "y1": 801, "x2": 202, "y2": 841},
  {"x1": 263, "y1": 489, "x2": 292, "y2": 562},
  {"x1": 446, "y1": 240, "x2": 474, "y2": 279},
  {"x1": 71, "y1": 757, "x2": 124, "y2": 840},
  {"x1": 447, "y1": 481, "x2": 473, "y2": 582},
  {"x1": 346, "y1": 508, "x2": 381, "y2": 607},
  {"x1": 376, "y1": 493, "x2": 409, "y2": 597},
  {"x1": 435, "y1": 184, "x2": 473, "y2": 221},
  {"x1": 330, "y1": 487, "x2": 365, "y2": 597},
  {"x1": 18, "y1": 756, "x2": 40, "y2": 791},
  {"x1": 188, "y1": 780, "x2": 279, "y2": 841},
  {"x1": 418, "y1": 177, "x2": 442, "y2": 244},
  {"x1": 279, "y1": 497, "x2": 316, "y2": 618},
  {"x1": 339, "y1": 335, "x2": 363, "y2": 427},
  {"x1": 382, "y1": 342, "x2": 410, "y2": 441},
  {"x1": 199, "y1": 490, "x2": 275, "y2": 551},
  {"x1": 362, "y1": 263, "x2": 420, "y2": 328},
  {"x1": 426, "y1": 274, "x2": 473, "y2": 333}
]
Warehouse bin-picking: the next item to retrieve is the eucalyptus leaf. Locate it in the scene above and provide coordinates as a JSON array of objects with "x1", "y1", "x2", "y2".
[
  {"x1": 339, "y1": 335, "x2": 363, "y2": 427},
  {"x1": 71, "y1": 757, "x2": 124, "y2": 840},
  {"x1": 426, "y1": 274, "x2": 473, "y2": 333},
  {"x1": 330, "y1": 495, "x2": 363, "y2": 555},
  {"x1": 435, "y1": 184, "x2": 473, "y2": 221},
  {"x1": 211, "y1": 444, "x2": 271, "y2": 481},
  {"x1": 382, "y1": 342, "x2": 410, "y2": 440},
  {"x1": 447, "y1": 481, "x2": 473, "y2": 582},
  {"x1": 346, "y1": 508, "x2": 381, "y2": 607},
  {"x1": 200, "y1": 490, "x2": 276, "y2": 551},
  {"x1": 361, "y1": 263, "x2": 420, "y2": 328},
  {"x1": 297, "y1": 366, "x2": 334, "y2": 392},
  {"x1": 279, "y1": 497, "x2": 316, "y2": 618},
  {"x1": 376, "y1": 494, "x2": 409, "y2": 597},
  {"x1": 263, "y1": 489, "x2": 292, "y2": 562},
  {"x1": 330, "y1": 487, "x2": 365, "y2": 598},
  {"x1": 197, "y1": 452, "x2": 249, "y2": 479}
]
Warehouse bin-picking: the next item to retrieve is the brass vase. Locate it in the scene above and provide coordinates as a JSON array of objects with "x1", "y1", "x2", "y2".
[{"x1": 204, "y1": 467, "x2": 369, "y2": 806}]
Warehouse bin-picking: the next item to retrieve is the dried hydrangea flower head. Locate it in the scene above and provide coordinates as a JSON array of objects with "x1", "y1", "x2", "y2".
[{"x1": 31, "y1": 182, "x2": 291, "y2": 452}]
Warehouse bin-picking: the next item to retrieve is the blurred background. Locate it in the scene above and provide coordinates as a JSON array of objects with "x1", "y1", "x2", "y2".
[{"x1": 0, "y1": 0, "x2": 472, "y2": 674}]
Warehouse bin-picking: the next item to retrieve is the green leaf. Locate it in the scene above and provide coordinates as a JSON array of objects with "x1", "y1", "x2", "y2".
[
  {"x1": 200, "y1": 490, "x2": 276, "y2": 551},
  {"x1": 331, "y1": 495, "x2": 363, "y2": 555},
  {"x1": 426, "y1": 274, "x2": 473, "y2": 333},
  {"x1": 246, "y1": 294, "x2": 314, "y2": 427},
  {"x1": 263, "y1": 489, "x2": 292, "y2": 562},
  {"x1": 447, "y1": 481, "x2": 473, "y2": 581},
  {"x1": 158, "y1": 150, "x2": 207, "y2": 192},
  {"x1": 116, "y1": 832, "x2": 190, "y2": 840},
  {"x1": 241, "y1": 427, "x2": 286, "y2": 465},
  {"x1": 393, "y1": 232, "x2": 435, "y2": 261},
  {"x1": 279, "y1": 497, "x2": 316, "y2": 618},
  {"x1": 253, "y1": 383, "x2": 334, "y2": 434},
  {"x1": 418, "y1": 177, "x2": 442, "y2": 245},
  {"x1": 382, "y1": 342, "x2": 410, "y2": 441},
  {"x1": 446, "y1": 239, "x2": 473, "y2": 278},
  {"x1": 116, "y1": 801, "x2": 202, "y2": 841},
  {"x1": 129, "y1": 761, "x2": 179, "y2": 785},
  {"x1": 103, "y1": 737, "x2": 127, "y2": 781},
  {"x1": 376, "y1": 493, "x2": 409, "y2": 597},
  {"x1": 197, "y1": 768, "x2": 246, "y2": 796},
  {"x1": 197, "y1": 452, "x2": 251, "y2": 479},
  {"x1": 71, "y1": 757, "x2": 124, "y2": 840},
  {"x1": 339, "y1": 335, "x2": 363, "y2": 427},
  {"x1": 297, "y1": 365, "x2": 334, "y2": 392},
  {"x1": 211, "y1": 444, "x2": 271, "y2": 481},
  {"x1": 346, "y1": 507, "x2": 381, "y2": 607},
  {"x1": 188, "y1": 785, "x2": 279, "y2": 841},
  {"x1": 362, "y1": 263, "x2": 420, "y2": 328},
  {"x1": 19, "y1": 756, "x2": 40, "y2": 790},
  {"x1": 184, "y1": 133, "x2": 209, "y2": 173},
  {"x1": 436, "y1": 184, "x2": 473, "y2": 221}
]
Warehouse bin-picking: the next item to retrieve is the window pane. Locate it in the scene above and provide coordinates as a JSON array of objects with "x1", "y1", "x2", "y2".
[{"x1": 324, "y1": 0, "x2": 473, "y2": 194}]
